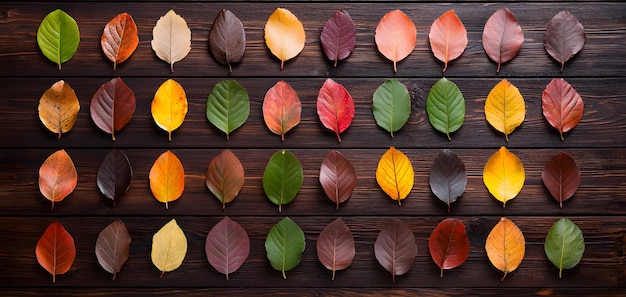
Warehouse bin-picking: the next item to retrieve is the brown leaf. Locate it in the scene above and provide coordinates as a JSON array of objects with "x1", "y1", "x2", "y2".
[
  {"x1": 319, "y1": 150, "x2": 357, "y2": 209},
  {"x1": 208, "y1": 9, "x2": 246, "y2": 72},
  {"x1": 316, "y1": 218, "x2": 355, "y2": 280},
  {"x1": 544, "y1": 11, "x2": 585, "y2": 71},
  {"x1": 39, "y1": 149, "x2": 77, "y2": 210},
  {"x1": 206, "y1": 149, "x2": 244, "y2": 209},
  {"x1": 542, "y1": 151, "x2": 581, "y2": 208},
  {"x1": 38, "y1": 80, "x2": 80, "y2": 139},
  {"x1": 90, "y1": 77, "x2": 136, "y2": 141},
  {"x1": 96, "y1": 149, "x2": 132, "y2": 207},
  {"x1": 95, "y1": 219, "x2": 131, "y2": 280},
  {"x1": 429, "y1": 149, "x2": 467, "y2": 212},
  {"x1": 374, "y1": 218, "x2": 417, "y2": 282}
]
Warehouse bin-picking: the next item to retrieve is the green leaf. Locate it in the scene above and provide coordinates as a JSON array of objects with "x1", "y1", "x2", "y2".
[
  {"x1": 37, "y1": 9, "x2": 80, "y2": 70},
  {"x1": 206, "y1": 80, "x2": 250, "y2": 139},
  {"x1": 265, "y1": 217, "x2": 305, "y2": 279},
  {"x1": 544, "y1": 218, "x2": 585, "y2": 278},
  {"x1": 372, "y1": 79, "x2": 411, "y2": 137},
  {"x1": 426, "y1": 77, "x2": 465, "y2": 140},
  {"x1": 263, "y1": 150, "x2": 303, "y2": 212}
]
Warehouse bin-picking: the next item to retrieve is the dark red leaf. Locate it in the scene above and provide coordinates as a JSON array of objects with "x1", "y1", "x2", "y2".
[
  {"x1": 317, "y1": 78, "x2": 355, "y2": 142},
  {"x1": 320, "y1": 10, "x2": 356, "y2": 67},
  {"x1": 96, "y1": 149, "x2": 132, "y2": 207},
  {"x1": 542, "y1": 78, "x2": 584, "y2": 140},
  {"x1": 90, "y1": 77, "x2": 136, "y2": 141},
  {"x1": 482, "y1": 8, "x2": 524, "y2": 72},
  {"x1": 206, "y1": 217, "x2": 250, "y2": 280},
  {"x1": 428, "y1": 218, "x2": 470, "y2": 277},
  {"x1": 544, "y1": 11, "x2": 585, "y2": 71},
  {"x1": 429, "y1": 149, "x2": 467, "y2": 212},
  {"x1": 319, "y1": 150, "x2": 357, "y2": 209},
  {"x1": 316, "y1": 218, "x2": 355, "y2": 280},
  {"x1": 208, "y1": 9, "x2": 246, "y2": 72},
  {"x1": 374, "y1": 218, "x2": 417, "y2": 282},
  {"x1": 35, "y1": 221, "x2": 76, "y2": 283},
  {"x1": 542, "y1": 151, "x2": 581, "y2": 208}
]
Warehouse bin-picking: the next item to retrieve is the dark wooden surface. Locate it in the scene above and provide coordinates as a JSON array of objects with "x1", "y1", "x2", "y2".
[{"x1": 1, "y1": 1, "x2": 625, "y2": 296}]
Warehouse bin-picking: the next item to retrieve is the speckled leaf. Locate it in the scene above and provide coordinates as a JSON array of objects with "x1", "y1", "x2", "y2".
[{"x1": 38, "y1": 80, "x2": 80, "y2": 139}]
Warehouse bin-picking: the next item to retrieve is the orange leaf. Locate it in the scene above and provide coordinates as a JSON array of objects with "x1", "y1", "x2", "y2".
[
  {"x1": 429, "y1": 10, "x2": 467, "y2": 72},
  {"x1": 35, "y1": 221, "x2": 76, "y2": 283},
  {"x1": 149, "y1": 150, "x2": 185, "y2": 209},
  {"x1": 101, "y1": 13, "x2": 139, "y2": 71},
  {"x1": 375, "y1": 10, "x2": 416, "y2": 73},
  {"x1": 375, "y1": 146, "x2": 414, "y2": 205},
  {"x1": 38, "y1": 80, "x2": 80, "y2": 139},
  {"x1": 264, "y1": 8, "x2": 305, "y2": 70},
  {"x1": 485, "y1": 217, "x2": 525, "y2": 281},
  {"x1": 262, "y1": 81, "x2": 301, "y2": 141},
  {"x1": 39, "y1": 149, "x2": 77, "y2": 210},
  {"x1": 151, "y1": 79, "x2": 188, "y2": 141}
]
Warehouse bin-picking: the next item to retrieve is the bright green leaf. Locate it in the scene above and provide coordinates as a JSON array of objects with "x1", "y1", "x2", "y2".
[
  {"x1": 544, "y1": 217, "x2": 585, "y2": 278},
  {"x1": 426, "y1": 77, "x2": 465, "y2": 140},
  {"x1": 37, "y1": 9, "x2": 80, "y2": 70},
  {"x1": 265, "y1": 217, "x2": 305, "y2": 279},
  {"x1": 372, "y1": 79, "x2": 411, "y2": 137},
  {"x1": 263, "y1": 150, "x2": 303, "y2": 212},
  {"x1": 206, "y1": 80, "x2": 250, "y2": 139}
]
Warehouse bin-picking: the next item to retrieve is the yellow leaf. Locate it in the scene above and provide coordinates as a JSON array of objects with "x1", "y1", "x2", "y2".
[
  {"x1": 375, "y1": 146, "x2": 414, "y2": 205},
  {"x1": 151, "y1": 219, "x2": 187, "y2": 277},
  {"x1": 38, "y1": 80, "x2": 80, "y2": 139},
  {"x1": 151, "y1": 10, "x2": 191, "y2": 72},
  {"x1": 483, "y1": 146, "x2": 524, "y2": 207},
  {"x1": 149, "y1": 150, "x2": 185, "y2": 209},
  {"x1": 264, "y1": 8, "x2": 306, "y2": 70},
  {"x1": 485, "y1": 217, "x2": 525, "y2": 281},
  {"x1": 151, "y1": 79, "x2": 188, "y2": 141},
  {"x1": 485, "y1": 79, "x2": 525, "y2": 142}
]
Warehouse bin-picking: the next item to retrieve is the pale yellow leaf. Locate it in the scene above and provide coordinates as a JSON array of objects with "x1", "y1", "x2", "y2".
[
  {"x1": 485, "y1": 79, "x2": 525, "y2": 142},
  {"x1": 483, "y1": 146, "x2": 525, "y2": 207},
  {"x1": 264, "y1": 8, "x2": 306, "y2": 70},
  {"x1": 485, "y1": 217, "x2": 525, "y2": 281},
  {"x1": 151, "y1": 79, "x2": 188, "y2": 141},
  {"x1": 151, "y1": 9, "x2": 191, "y2": 72},
  {"x1": 375, "y1": 146, "x2": 414, "y2": 205},
  {"x1": 151, "y1": 219, "x2": 187, "y2": 277}
]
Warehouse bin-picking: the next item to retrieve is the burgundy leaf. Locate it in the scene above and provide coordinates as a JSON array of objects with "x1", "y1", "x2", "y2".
[
  {"x1": 96, "y1": 149, "x2": 132, "y2": 207},
  {"x1": 544, "y1": 11, "x2": 585, "y2": 71},
  {"x1": 205, "y1": 216, "x2": 250, "y2": 280},
  {"x1": 208, "y1": 9, "x2": 246, "y2": 72},
  {"x1": 482, "y1": 8, "x2": 524, "y2": 72},
  {"x1": 429, "y1": 149, "x2": 467, "y2": 212},
  {"x1": 542, "y1": 151, "x2": 581, "y2": 208},
  {"x1": 316, "y1": 218, "x2": 355, "y2": 280},
  {"x1": 90, "y1": 77, "x2": 136, "y2": 141},
  {"x1": 542, "y1": 78, "x2": 584, "y2": 140},
  {"x1": 428, "y1": 218, "x2": 470, "y2": 277},
  {"x1": 320, "y1": 10, "x2": 356, "y2": 67},
  {"x1": 95, "y1": 219, "x2": 131, "y2": 280},
  {"x1": 319, "y1": 150, "x2": 357, "y2": 209},
  {"x1": 374, "y1": 218, "x2": 417, "y2": 282}
]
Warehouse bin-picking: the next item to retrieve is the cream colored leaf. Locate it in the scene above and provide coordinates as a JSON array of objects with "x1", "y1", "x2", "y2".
[
  {"x1": 151, "y1": 219, "x2": 187, "y2": 277},
  {"x1": 151, "y1": 10, "x2": 191, "y2": 72}
]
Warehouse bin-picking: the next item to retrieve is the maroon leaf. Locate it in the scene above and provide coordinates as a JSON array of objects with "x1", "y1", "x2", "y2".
[
  {"x1": 316, "y1": 218, "x2": 355, "y2": 280},
  {"x1": 96, "y1": 149, "x2": 132, "y2": 207},
  {"x1": 208, "y1": 9, "x2": 246, "y2": 73},
  {"x1": 374, "y1": 218, "x2": 417, "y2": 282},
  {"x1": 542, "y1": 151, "x2": 581, "y2": 208},
  {"x1": 320, "y1": 10, "x2": 356, "y2": 67},
  {"x1": 205, "y1": 216, "x2": 250, "y2": 280},
  {"x1": 428, "y1": 218, "x2": 470, "y2": 277},
  {"x1": 90, "y1": 77, "x2": 136, "y2": 141},
  {"x1": 206, "y1": 149, "x2": 245, "y2": 209},
  {"x1": 95, "y1": 219, "x2": 131, "y2": 280},
  {"x1": 429, "y1": 149, "x2": 467, "y2": 212},
  {"x1": 544, "y1": 11, "x2": 585, "y2": 71},
  {"x1": 542, "y1": 78, "x2": 584, "y2": 140},
  {"x1": 319, "y1": 150, "x2": 357, "y2": 209},
  {"x1": 482, "y1": 8, "x2": 524, "y2": 72}
]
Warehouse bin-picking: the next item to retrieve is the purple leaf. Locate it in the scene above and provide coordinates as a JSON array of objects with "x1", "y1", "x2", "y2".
[
  {"x1": 205, "y1": 216, "x2": 250, "y2": 280},
  {"x1": 320, "y1": 10, "x2": 356, "y2": 67}
]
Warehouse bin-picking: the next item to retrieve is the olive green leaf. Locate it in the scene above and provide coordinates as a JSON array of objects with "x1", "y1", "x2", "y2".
[
  {"x1": 544, "y1": 217, "x2": 585, "y2": 278},
  {"x1": 265, "y1": 217, "x2": 305, "y2": 279},
  {"x1": 372, "y1": 79, "x2": 411, "y2": 137},
  {"x1": 206, "y1": 80, "x2": 250, "y2": 139}
]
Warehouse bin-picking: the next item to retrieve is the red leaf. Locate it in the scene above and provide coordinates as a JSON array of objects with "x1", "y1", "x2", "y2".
[
  {"x1": 544, "y1": 11, "x2": 585, "y2": 71},
  {"x1": 429, "y1": 10, "x2": 467, "y2": 72},
  {"x1": 319, "y1": 150, "x2": 357, "y2": 209},
  {"x1": 542, "y1": 78, "x2": 584, "y2": 140},
  {"x1": 542, "y1": 151, "x2": 581, "y2": 208},
  {"x1": 317, "y1": 78, "x2": 355, "y2": 142},
  {"x1": 90, "y1": 77, "x2": 136, "y2": 141},
  {"x1": 35, "y1": 222, "x2": 76, "y2": 283},
  {"x1": 262, "y1": 81, "x2": 301, "y2": 141},
  {"x1": 316, "y1": 218, "x2": 355, "y2": 280},
  {"x1": 482, "y1": 8, "x2": 524, "y2": 73},
  {"x1": 205, "y1": 217, "x2": 250, "y2": 280},
  {"x1": 428, "y1": 218, "x2": 470, "y2": 277},
  {"x1": 374, "y1": 218, "x2": 417, "y2": 282},
  {"x1": 320, "y1": 10, "x2": 356, "y2": 67},
  {"x1": 39, "y1": 149, "x2": 77, "y2": 210}
]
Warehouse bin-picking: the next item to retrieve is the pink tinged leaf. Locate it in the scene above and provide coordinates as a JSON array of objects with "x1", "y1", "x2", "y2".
[
  {"x1": 317, "y1": 78, "x2": 355, "y2": 142},
  {"x1": 542, "y1": 78, "x2": 584, "y2": 140},
  {"x1": 90, "y1": 77, "x2": 136, "y2": 141},
  {"x1": 262, "y1": 81, "x2": 302, "y2": 141},
  {"x1": 205, "y1": 217, "x2": 250, "y2": 281},
  {"x1": 374, "y1": 218, "x2": 417, "y2": 282},
  {"x1": 482, "y1": 8, "x2": 524, "y2": 72},
  {"x1": 316, "y1": 218, "x2": 355, "y2": 280},
  {"x1": 542, "y1": 151, "x2": 581, "y2": 208},
  {"x1": 320, "y1": 10, "x2": 356, "y2": 67},
  {"x1": 319, "y1": 150, "x2": 357, "y2": 209},
  {"x1": 544, "y1": 11, "x2": 585, "y2": 71},
  {"x1": 428, "y1": 218, "x2": 470, "y2": 277}
]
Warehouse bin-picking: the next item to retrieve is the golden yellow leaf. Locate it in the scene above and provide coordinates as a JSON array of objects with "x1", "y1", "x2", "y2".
[
  {"x1": 151, "y1": 219, "x2": 187, "y2": 277},
  {"x1": 483, "y1": 146, "x2": 524, "y2": 207},
  {"x1": 485, "y1": 79, "x2": 525, "y2": 142},
  {"x1": 375, "y1": 146, "x2": 414, "y2": 205},
  {"x1": 151, "y1": 79, "x2": 188, "y2": 141},
  {"x1": 38, "y1": 80, "x2": 80, "y2": 139},
  {"x1": 485, "y1": 217, "x2": 525, "y2": 281},
  {"x1": 264, "y1": 8, "x2": 306, "y2": 70},
  {"x1": 149, "y1": 150, "x2": 185, "y2": 209}
]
